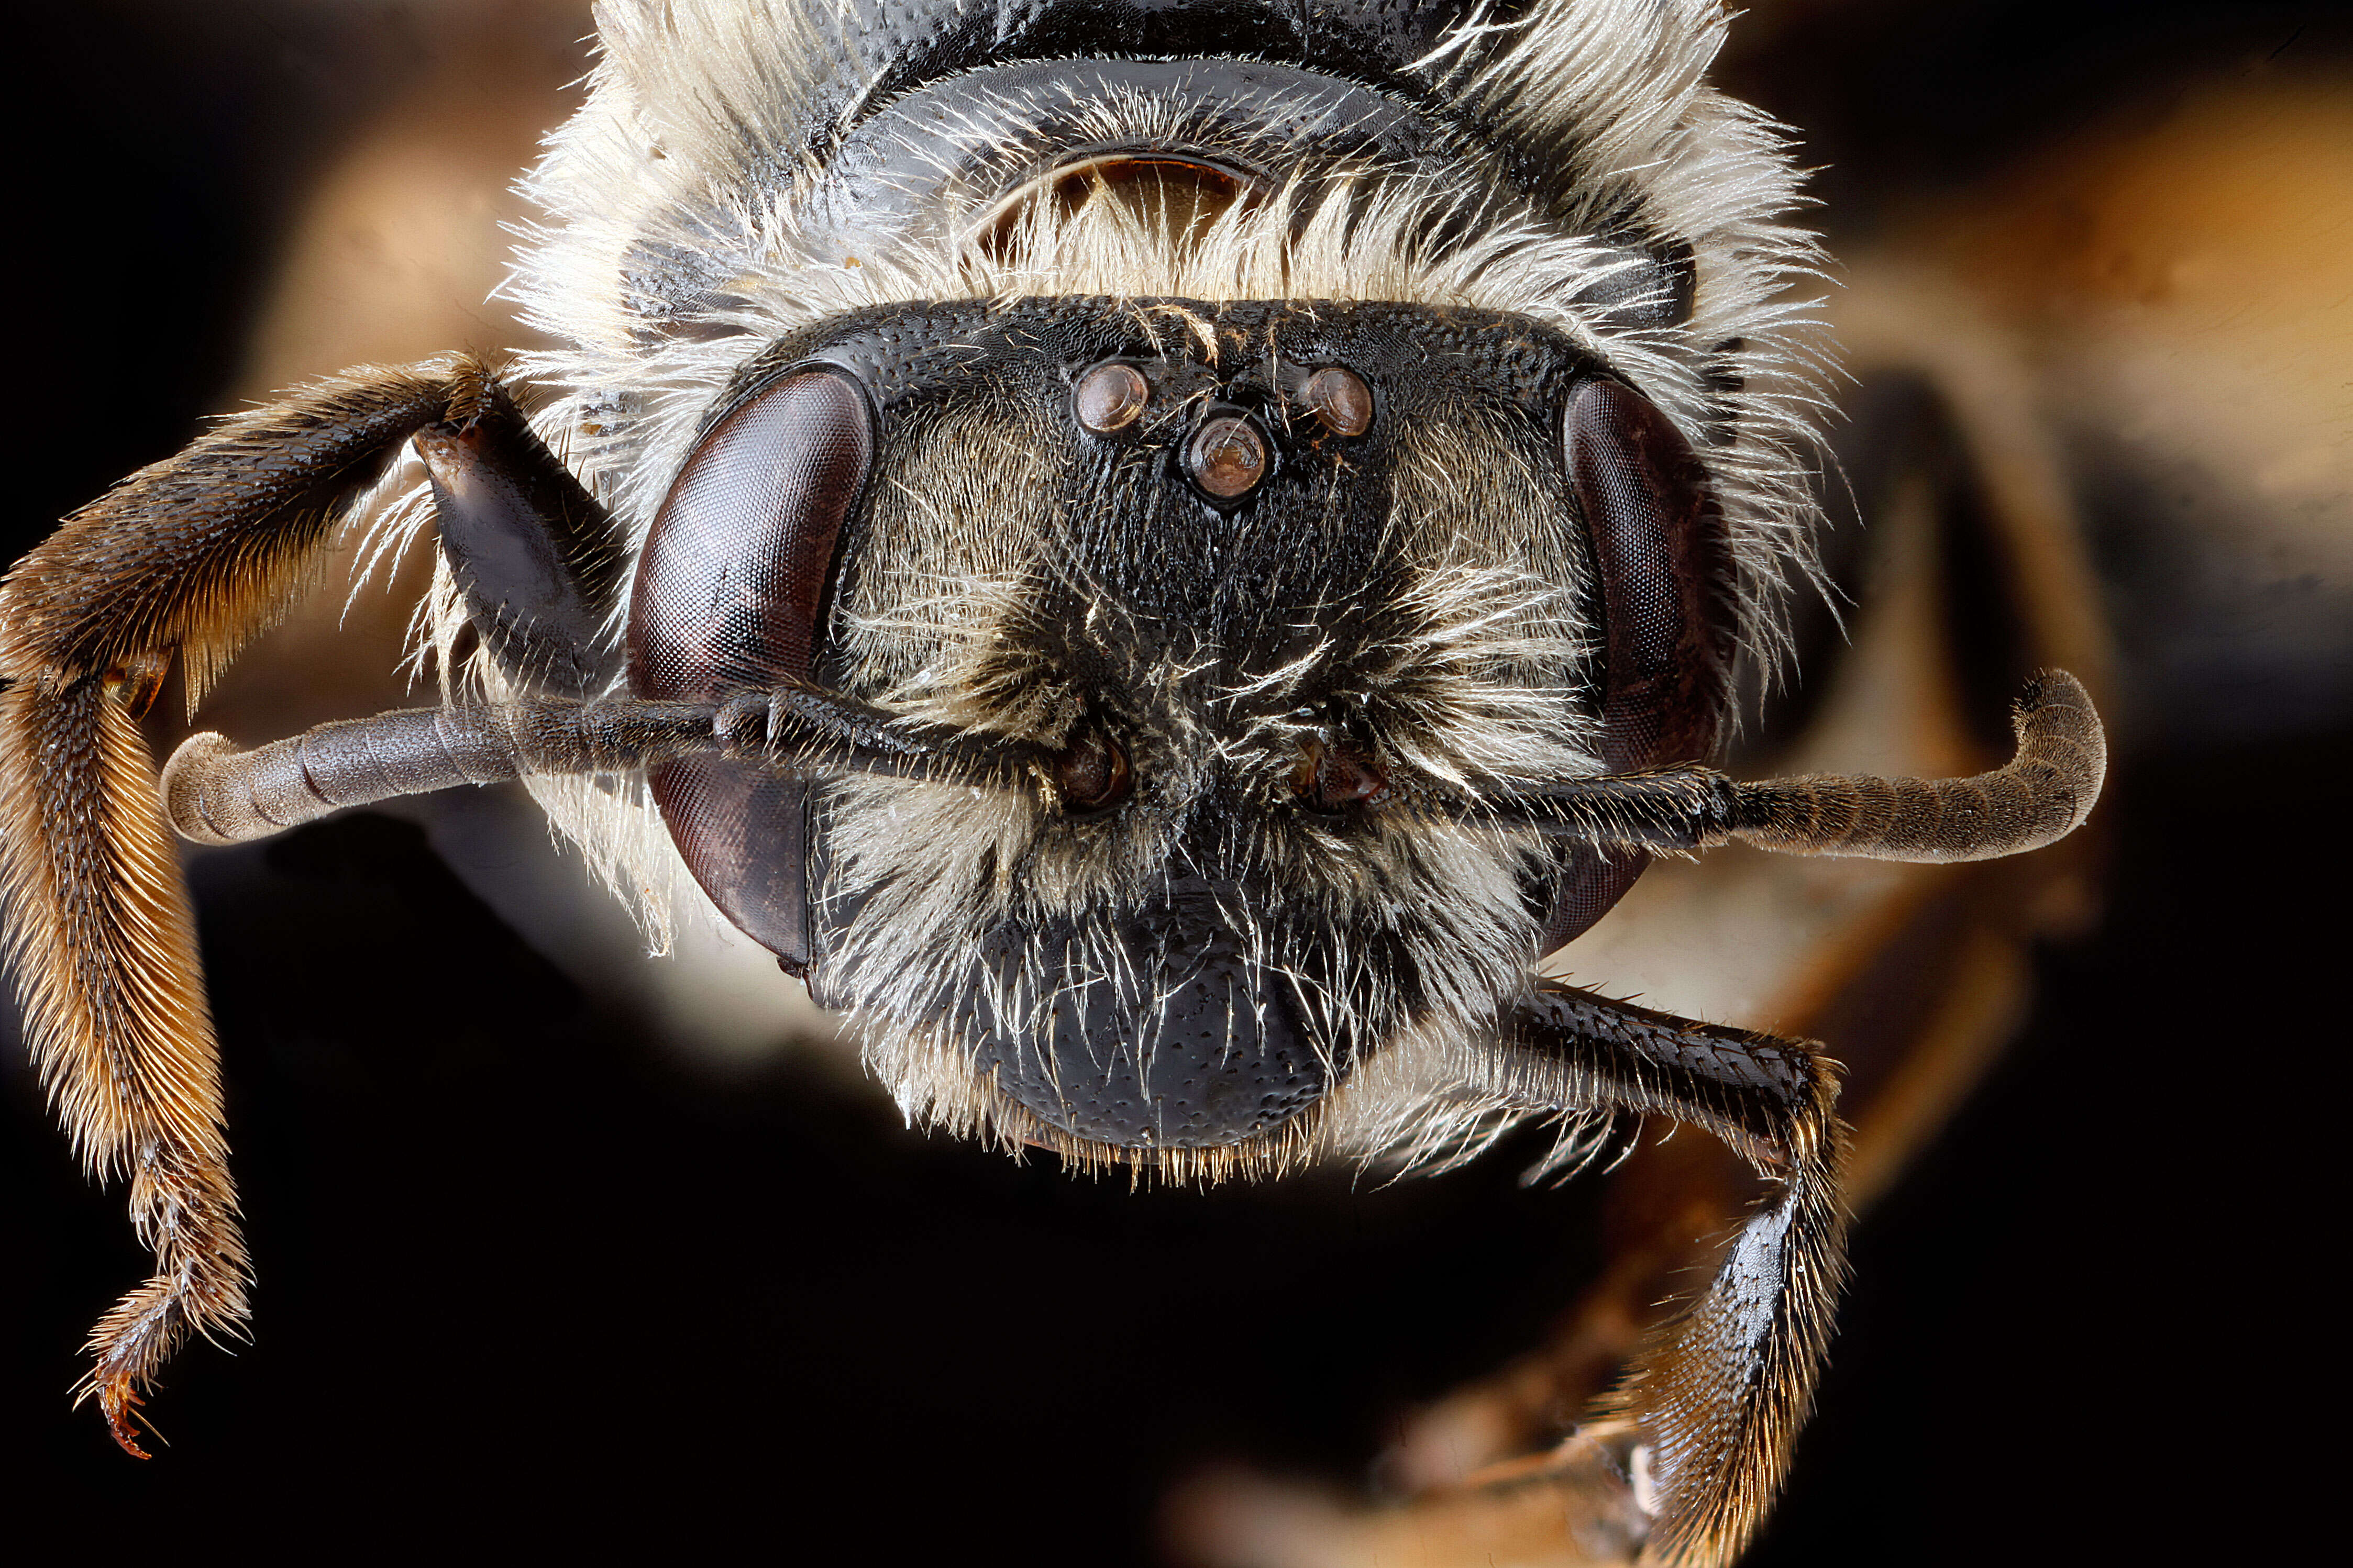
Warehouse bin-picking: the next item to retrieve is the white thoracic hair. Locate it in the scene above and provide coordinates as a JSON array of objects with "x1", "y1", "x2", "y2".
[{"x1": 476, "y1": 0, "x2": 1829, "y2": 949}]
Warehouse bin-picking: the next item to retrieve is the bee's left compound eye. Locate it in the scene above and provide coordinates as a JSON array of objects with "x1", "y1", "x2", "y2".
[
  {"x1": 629, "y1": 366, "x2": 878, "y2": 972},
  {"x1": 1563, "y1": 377, "x2": 1733, "y2": 774},
  {"x1": 1535, "y1": 377, "x2": 1737, "y2": 955}
]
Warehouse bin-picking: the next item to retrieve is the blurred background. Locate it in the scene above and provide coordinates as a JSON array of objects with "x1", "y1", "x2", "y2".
[{"x1": 2, "y1": 2, "x2": 2344, "y2": 1560}]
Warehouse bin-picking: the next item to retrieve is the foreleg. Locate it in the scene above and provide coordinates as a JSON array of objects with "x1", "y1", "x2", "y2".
[
  {"x1": 414, "y1": 374, "x2": 623, "y2": 695},
  {"x1": 0, "y1": 358, "x2": 617, "y2": 1450},
  {"x1": 1466, "y1": 982, "x2": 1850, "y2": 1567}
]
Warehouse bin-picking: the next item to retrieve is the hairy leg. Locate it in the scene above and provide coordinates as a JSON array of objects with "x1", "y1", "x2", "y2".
[
  {"x1": 1467, "y1": 982, "x2": 1850, "y2": 1568},
  {"x1": 0, "y1": 357, "x2": 616, "y2": 1451}
]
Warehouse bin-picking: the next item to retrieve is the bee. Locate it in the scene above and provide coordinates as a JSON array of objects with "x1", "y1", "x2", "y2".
[{"x1": 0, "y1": 2, "x2": 2103, "y2": 1562}]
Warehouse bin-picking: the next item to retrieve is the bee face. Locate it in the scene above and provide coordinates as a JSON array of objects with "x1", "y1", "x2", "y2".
[
  {"x1": 621, "y1": 297, "x2": 1735, "y2": 1164},
  {"x1": 516, "y1": 7, "x2": 1831, "y2": 1143}
]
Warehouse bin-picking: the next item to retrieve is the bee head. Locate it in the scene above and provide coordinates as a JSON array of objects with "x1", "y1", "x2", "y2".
[{"x1": 628, "y1": 298, "x2": 1737, "y2": 1172}]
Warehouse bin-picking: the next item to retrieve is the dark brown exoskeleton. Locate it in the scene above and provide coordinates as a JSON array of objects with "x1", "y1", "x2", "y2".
[{"x1": 0, "y1": 3, "x2": 2103, "y2": 1563}]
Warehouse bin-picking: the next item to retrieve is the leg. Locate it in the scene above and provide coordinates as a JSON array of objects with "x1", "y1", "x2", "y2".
[
  {"x1": 416, "y1": 375, "x2": 625, "y2": 696},
  {"x1": 1464, "y1": 981, "x2": 1850, "y2": 1568},
  {"x1": 0, "y1": 357, "x2": 617, "y2": 1451}
]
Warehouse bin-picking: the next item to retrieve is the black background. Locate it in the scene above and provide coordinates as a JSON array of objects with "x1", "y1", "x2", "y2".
[{"x1": 4, "y1": 4, "x2": 2343, "y2": 1560}]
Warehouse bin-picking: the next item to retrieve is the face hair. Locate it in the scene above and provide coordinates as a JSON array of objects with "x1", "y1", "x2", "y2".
[
  {"x1": 449, "y1": 0, "x2": 1832, "y2": 960},
  {"x1": 811, "y1": 571, "x2": 1577, "y2": 1179},
  {"x1": 146, "y1": 656, "x2": 2098, "y2": 1191}
]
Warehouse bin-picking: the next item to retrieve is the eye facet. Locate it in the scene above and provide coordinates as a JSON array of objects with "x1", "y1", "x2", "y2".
[
  {"x1": 1538, "y1": 377, "x2": 1736, "y2": 955},
  {"x1": 1301, "y1": 366, "x2": 1373, "y2": 436},
  {"x1": 629, "y1": 366, "x2": 875, "y2": 972},
  {"x1": 1075, "y1": 361, "x2": 1150, "y2": 433},
  {"x1": 1566, "y1": 377, "x2": 1736, "y2": 773}
]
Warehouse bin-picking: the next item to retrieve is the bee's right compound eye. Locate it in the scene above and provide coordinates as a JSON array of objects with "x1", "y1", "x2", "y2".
[
  {"x1": 629, "y1": 368, "x2": 874, "y2": 695},
  {"x1": 629, "y1": 366, "x2": 877, "y2": 973}
]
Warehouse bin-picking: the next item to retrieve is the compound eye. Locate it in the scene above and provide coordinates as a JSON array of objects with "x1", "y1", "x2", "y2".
[
  {"x1": 1300, "y1": 366, "x2": 1373, "y2": 436},
  {"x1": 630, "y1": 368, "x2": 874, "y2": 696},
  {"x1": 1565, "y1": 378, "x2": 1735, "y2": 773},
  {"x1": 1055, "y1": 729, "x2": 1133, "y2": 813},
  {"x1": 1075, "y1": 362, "x2": 1150, "y2": 433},
  {"x1": 1186, "y1": 414, "x2": 1268, "y2": 500},
  {"x1": 628, "y1": 366, "x2": 875, "y2": 973},
  {"x1": 1537, "y1": 378, "x2": 1737, "y2": 956}
]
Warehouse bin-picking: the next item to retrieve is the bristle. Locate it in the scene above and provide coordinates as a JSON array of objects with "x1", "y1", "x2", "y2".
[
  {"x1": 1607, "y1": 1115, "x2": 1850, "y2": 1566},
  {"x1": 0, "y1": 676, "x2": 250, "y2": 1431},
  {"x1": 516, "y1": 0, "x2": 1829, "y2": 675},
  {"x1": 0, "y1": 359, "x2": 496, "y2": 1434}
]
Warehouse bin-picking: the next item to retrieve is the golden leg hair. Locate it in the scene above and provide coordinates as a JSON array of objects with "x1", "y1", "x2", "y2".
[
  {"x1": 0, "y1": 676, "x2": 246, "y2": 1453},
  {"x1": 0, "y1": 357, "x2": 535, "y2": 1451}
]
